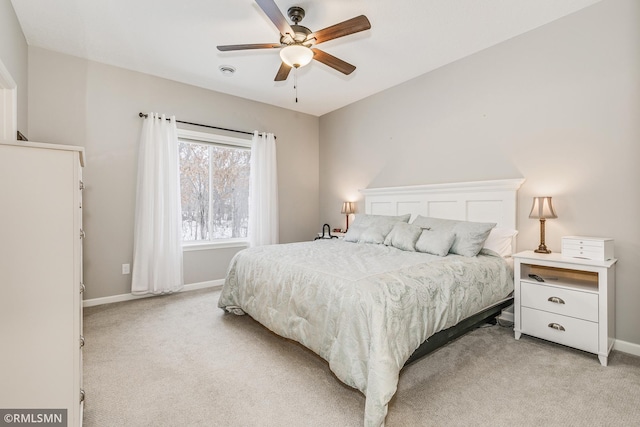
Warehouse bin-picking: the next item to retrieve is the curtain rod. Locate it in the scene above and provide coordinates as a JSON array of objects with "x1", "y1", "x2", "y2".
[{"x1": 138, "y1": 112, "x2": 275, "y2": 139}]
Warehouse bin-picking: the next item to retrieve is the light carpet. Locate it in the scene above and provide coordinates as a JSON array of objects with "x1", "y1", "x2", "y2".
[{"x1": 83, "y1": 288, "x2": 640, "y2": 426}]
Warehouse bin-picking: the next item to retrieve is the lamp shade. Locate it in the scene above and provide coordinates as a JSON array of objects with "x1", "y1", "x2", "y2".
[
  {"x1": 279, "y1": 45, "x2": 314, "y2": 68},
  {"x1": 529, "y1": 197, "x2": 557, "y2": 219},
  {"x1": 341, "y1": 202, "x2": 355, "y2": 215}
]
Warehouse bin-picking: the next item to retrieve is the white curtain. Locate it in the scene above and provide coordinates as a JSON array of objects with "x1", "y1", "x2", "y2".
[
  {"x1": 132, "y1": 113, "x2": 184, "y2": 295},
  {"x1": 248, "y1": 131, "x2": 279, "y2": 247}
]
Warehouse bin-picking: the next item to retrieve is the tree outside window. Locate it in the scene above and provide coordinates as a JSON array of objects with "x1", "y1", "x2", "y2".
[{"x1": 179, "y1": 138, "x2": 250, "y2": 242}]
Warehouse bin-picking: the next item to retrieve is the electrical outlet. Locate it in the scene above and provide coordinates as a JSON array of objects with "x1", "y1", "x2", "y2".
[{"x1": 122, "y1": 263, "x2": 130, "y2": 275}]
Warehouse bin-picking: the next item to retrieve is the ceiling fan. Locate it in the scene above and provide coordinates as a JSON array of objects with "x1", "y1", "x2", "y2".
[{"x1": 217, "y1": 0, "x2": 371, "y2": 81}]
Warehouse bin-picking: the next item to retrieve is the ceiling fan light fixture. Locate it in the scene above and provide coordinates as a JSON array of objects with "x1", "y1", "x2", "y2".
[{"x1": 279, "y1": 45, "x2": 313, "y2": 68}]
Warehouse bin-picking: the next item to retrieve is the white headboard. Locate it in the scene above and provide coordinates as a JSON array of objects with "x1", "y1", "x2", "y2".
[{"x1": 360, "y1": 179, "x2": 525, "y2": 230}]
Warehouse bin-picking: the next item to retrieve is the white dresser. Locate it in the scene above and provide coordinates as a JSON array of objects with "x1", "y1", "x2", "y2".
[
  {"x1": 513, "y1": 250, "x2": 616, "y2": 366},
  {"x1": 0, "y1": 141, "x2": 85, "y2": 425}
]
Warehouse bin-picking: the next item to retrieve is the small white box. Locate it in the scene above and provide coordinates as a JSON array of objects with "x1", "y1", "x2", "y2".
[{"x1": 562, "y1": 236, "x2": 614, "y2": 261}]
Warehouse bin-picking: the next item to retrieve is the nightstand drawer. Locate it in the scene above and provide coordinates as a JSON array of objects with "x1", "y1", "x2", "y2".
[
  {"x1": 521, "y1": 307, "x2": 598, "y2": 353},
  {"x1": 520, "y1": 281, "x2": 598, "y2": 322}
]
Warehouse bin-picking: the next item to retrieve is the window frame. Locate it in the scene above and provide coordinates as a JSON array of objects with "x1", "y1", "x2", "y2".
[{"x1": 177, "y1": 128, "x2": 251, "y2": 251}]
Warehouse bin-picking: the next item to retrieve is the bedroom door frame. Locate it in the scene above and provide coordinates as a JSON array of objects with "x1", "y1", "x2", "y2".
[{"x1": 0, "y1": 57, "x2": 18, "y2": 141}]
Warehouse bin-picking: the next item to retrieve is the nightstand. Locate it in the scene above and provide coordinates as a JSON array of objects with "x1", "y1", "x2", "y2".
[{"x1": 513, "y1": 250, "x2": 617, "y2": 366}]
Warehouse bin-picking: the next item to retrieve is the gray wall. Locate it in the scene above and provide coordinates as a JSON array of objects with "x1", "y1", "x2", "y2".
[
  {"x1": 0, "y1": 0, "x2": 28, "y2": 135},
  {"x1": 319, "y1": 0, "x2": 640, "y2": 346},
  {"x1": 27, "y1": 47, "x2": 320, "y2": 300}
]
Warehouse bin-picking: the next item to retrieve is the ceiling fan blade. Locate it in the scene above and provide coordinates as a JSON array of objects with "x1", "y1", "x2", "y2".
[
  {"x1": 255, "y1": 0, "x2": 294, "y2": 37},
  {"x1": 274, "y1": 62, "x2": 292, "y2": 81},
  {"x1": 217, "y1": 43, "x2": 281, "y2": 51},
  {"x1": 307, "y1": 15, "x2": 371, "y2": 45},
  {"x1": 311, "y1": 49, "x2": 356, "y2": 75}
]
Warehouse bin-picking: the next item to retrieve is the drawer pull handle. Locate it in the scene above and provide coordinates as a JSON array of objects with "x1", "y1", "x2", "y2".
[
  {"x1": 548, "y1": 323, "x2": 565, "y2": 331},
  {"x1": 548, "y1": 296, "x2": 565, "y2": 305}
]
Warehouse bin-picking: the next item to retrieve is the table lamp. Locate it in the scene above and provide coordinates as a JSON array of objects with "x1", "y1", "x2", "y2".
[
  {"x1": 529, "y1": 196, "x2": 557, "y2": 254},
  {"x1": 341, "y1": 202, "x2": 355, "y2": 232}
]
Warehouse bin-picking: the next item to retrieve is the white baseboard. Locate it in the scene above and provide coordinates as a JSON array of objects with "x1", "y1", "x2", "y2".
[
  {"x1": 614, "y1": 338, "x2": 640, "y2": 357},
  {"x1": 83, "y1": 279, "x2": 224, "y2": 308}
]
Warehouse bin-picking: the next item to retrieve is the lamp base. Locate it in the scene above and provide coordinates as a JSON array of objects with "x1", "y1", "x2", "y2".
[{"x1": 534, "y1": 218, "x2": 552, "y2": 254}]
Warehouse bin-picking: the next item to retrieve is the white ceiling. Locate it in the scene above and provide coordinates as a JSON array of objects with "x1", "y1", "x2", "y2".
[{"x1": 11, "y1": 0, "x2": 600, "y2": 117}]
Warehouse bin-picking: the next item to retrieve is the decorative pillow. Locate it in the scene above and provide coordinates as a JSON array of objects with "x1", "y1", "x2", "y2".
[
  {"x1": 483, "y1": 227, "x2": 518, "y2": 257},
  {"x1": 383, "y1": 222, "x2": 423, "y2": 251},
  {"x1": 344, "y1": 213, "x2": 411, "y2": 244},
  {"x1": 343, "y1": 214, "x2": 370, "y2": 242},
  {"x1": 415, "y1": 229, "x2": 456, "y2": 256},
  {"x1": 411, "y1": 216, "x2": 496, "y2": 257}
]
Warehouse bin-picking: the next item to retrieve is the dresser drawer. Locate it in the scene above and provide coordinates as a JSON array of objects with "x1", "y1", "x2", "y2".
[
  {"x1": 521, "y1": 307, "x2": 598, "y2": 353},
  {"x1": 520, "y1": 281, "x2": 598, "y2": 322}
]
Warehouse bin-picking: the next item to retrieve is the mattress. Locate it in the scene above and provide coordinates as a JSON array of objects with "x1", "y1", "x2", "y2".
[{"x1": 218, "y1": 239, "x2": 513, "y2": 426}]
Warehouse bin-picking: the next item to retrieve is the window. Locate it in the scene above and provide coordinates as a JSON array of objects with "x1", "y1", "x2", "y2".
[{"x1": 178, "y1": 129, "x2": 251, "y2": 249}]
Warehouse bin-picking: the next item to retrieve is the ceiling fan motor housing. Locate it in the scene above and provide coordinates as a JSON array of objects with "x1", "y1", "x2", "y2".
[
  {"x1": 287, "y1": 6, "x2": 305, "y2": 24},
  {"x1": 281, "y1": 25, "x2": 311, "y2": 45},
  {"x1": 280, "y1": 7, "x2": 311, "y2": 45}
]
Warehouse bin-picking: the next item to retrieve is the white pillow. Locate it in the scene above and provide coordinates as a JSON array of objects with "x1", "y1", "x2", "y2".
[
  {"x1": 415, "y1": 228, "x2": 456, "y2": 257},
  {"x1": 344, "y1": 213, "x2": 411, "y2": 244},
  {"x1": 384, "y1": 222, "x2": 423, "y2": 251},
  {"x1": 483, "y1": 227, "x2": 518, "y2": 257},
  {"x1": 411, "y1": 216, "x2": 496, "y2": 257}
]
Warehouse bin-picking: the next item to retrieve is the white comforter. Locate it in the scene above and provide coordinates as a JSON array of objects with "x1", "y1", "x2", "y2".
[{"x1": 218, "y1": 239, "x2": 513, "y2": 426}]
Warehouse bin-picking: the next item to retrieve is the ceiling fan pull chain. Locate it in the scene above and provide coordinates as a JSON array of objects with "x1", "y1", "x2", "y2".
[{"x1": 294, "y1": 67, "x2": 298, "y2": 103}]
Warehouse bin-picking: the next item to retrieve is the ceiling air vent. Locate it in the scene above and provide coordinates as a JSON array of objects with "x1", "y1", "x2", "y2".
[{"x1": 219, "y1": 65, "x2": 236, "y2": 76}]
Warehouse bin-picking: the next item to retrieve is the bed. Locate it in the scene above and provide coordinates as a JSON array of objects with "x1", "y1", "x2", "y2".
[{"x1": 218, "y1": 179, "x2": 524, "y2": 426}]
